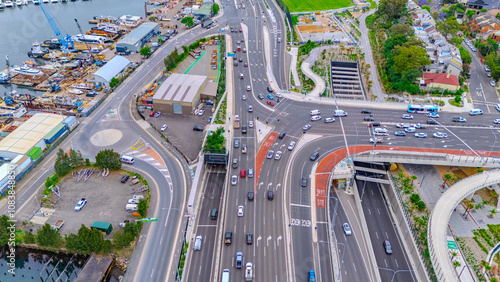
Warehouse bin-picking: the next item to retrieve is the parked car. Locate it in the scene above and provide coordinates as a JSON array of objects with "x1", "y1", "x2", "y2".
[
  {"x1": 121, "y1": 175, "x2": 130, "y2": 183},
  {"x1": 154, "y1": 111, "x2": 161, "y2": 118},
  {"x1": 258, "y1": 93, "x2": 265, "y2": 100},
  {"x1": 198, "y1": 109, "x2": 204, "y2": 116},
  {"x1": 160, "y1": 124, "x2": 168, "y2": 131},
  {"x1": 74, "y1": 198, "x2": 87, "y2": 211},
  {"x1": 267, "y1": 94, "x2": 274, "y2": 100},
  {"x1": 267, "y1": 100, "x2": 274, "y2": 106}
]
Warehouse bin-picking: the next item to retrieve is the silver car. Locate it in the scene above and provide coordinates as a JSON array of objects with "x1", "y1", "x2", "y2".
[
  {"x1": 266, "y1": 150, "x2": 274, "y2": 159},
  {"x1": 343, "y1": 223, "x2": 352, "y2": 235},
  {"x1": 275, "y1": 151, "x2": 282, "y2": 160},
  {"x1": 287, "y1": 141, "x2": 296, "y2": 151},
  {"x1": 231, "y1": 175, "x2": 237, "y2": 185}
]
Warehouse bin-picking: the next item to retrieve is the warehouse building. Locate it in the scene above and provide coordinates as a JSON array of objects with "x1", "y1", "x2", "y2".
[
  {"x1": 0, "y1": 113, "x2": 66, "y2": 160},
  {"x1": 116, "y1": 22, "x2": 160, "y2": 53},
  {"x1": 153, "y1": 74, "x2": 207, "y2": 114},
  {"x1": 194, "y1": 4, "x2": 213, "y2": 20},
  {"x1": 93, "y1": 55, "x2": 131, "y2": 87}
]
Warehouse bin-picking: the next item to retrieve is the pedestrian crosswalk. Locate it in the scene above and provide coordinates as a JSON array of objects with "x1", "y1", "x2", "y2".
[{"x1": 120, "y1": 150, "x2": 174, "y2": 186}]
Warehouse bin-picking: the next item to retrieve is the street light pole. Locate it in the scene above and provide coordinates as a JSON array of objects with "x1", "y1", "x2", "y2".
[{"x1": 376, "y1": 267, "x2": 416, "y2": 282}]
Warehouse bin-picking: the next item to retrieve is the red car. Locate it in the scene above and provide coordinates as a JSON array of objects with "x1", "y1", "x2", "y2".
[
  {"x1": 240, "y1": 169, "x2": 246, "y2": 178},
  {"x1": 149, "y1": 112, "x2": 154, "y2": 117},
  {"x1": 267, "y1": 100, "x2": 274, "y2": 106}
]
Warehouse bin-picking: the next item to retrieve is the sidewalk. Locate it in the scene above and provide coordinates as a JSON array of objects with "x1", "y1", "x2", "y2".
[
  {"x1": 300, "y1": 46, "x2": 338, "y2": 97},
  {"x1": 288, "y1": 47, "x2": 301, "y2": 87}
]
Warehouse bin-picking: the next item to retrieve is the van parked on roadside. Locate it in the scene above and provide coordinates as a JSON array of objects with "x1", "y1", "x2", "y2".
[
  {"x1": 121, "y1": 155, "x2": 134, "y2": 164},
  {"x1": 126, "y1": 204, "x2": 138, "y2": 211}
]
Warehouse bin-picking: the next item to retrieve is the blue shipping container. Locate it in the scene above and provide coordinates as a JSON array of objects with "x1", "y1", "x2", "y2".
[{"x1": 44, "y1": 124, "x2": 68, "y2": 145}]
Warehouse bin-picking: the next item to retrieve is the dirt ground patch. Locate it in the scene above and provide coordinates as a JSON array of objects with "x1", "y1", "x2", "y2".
[
  {"x1": 297, "y1": 25, "x2": 325, "y2": 33},
  {"x1": 42, "y1": 170, "x2": 147, "y2": 238}
]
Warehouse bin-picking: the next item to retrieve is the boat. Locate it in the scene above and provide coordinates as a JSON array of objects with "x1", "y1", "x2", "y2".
[
  {"x1": 0, "y1": 1, "x2": 4, "y2": 10},
  {"x1": 61, "y1": 0, "x2": 67, "y2": 2},
  {"x1": 33, "y1": 0, "x2": 39, "y2": 4},
  {"x1": 73, "y1": 34, "x2": 106, "y2": 45},
  {"x1": 71, "y1": 83, "x2": 93, "y2": 90},
  {"x1": 42, "y1": 0, "x2": 49, "y2": 3},
  {"x1": 11, "y1": 65, "x2": 43, "y2": 76},
  {"x1": 4, "y1": 1, "x2": 13, "y2": 7},
  {"x1": 50, "y1": 0, "x2": 57, "y2": 2},
  {"x1": 88, "y1": 23, "x2": 120, "y2": 36},
  {"x1": 42, "y1": 37, "x2": 62, "y2": 49},
  {"x1": 68, "y1": 89, "x2": 83, "y2": 95},
  {"x1": 23, "y1": 0, "x2": 27, "y2": 5},
  {"x1": 27, "y1": 41, "x2": 49, "y2": 58},
  {"x1": 15, "y1": 0, "x2": 22, "y2": 6},
  {"x1": 0, "y1": 73, "x2": 10, "y2": 84}
]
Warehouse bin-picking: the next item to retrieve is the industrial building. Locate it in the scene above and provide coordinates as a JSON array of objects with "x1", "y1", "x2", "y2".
[
  {"x1": 116, "y1": 22, "x2": 160, "y2": 53},
  {"x1": 330, "y1": 59, "x2": 366, "y2": 100},
  {"x1": 194, "y1": 4, "x2": 213, "y2": 20},
  {"x1": 93, "y1": 55, "x2": 131, "y2": 87},
  {"x1": 152, "y1": 74, "x2": 207, "y2": 114},
  {"x1": 0, "y1": 113, "x2": 66, "y2": 160}
]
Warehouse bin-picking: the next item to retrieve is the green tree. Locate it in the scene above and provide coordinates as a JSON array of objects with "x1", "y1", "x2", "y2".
[
  {"x1": 410, "y1": 193, "x2": 421, "y2": 203},
  {"x1": 69, "y1": 149, "x2": 84, "y2": 168},
  {"x1": 181, "y1": 17, "x2": 194, "y2": 27},
  {"x1": 140, "y1": 46, "x2": 152, "y2": 58},
  {"x1": 110, "y1": 77, "x2": 120, "y2": 88},
  {"x1": 389, "y1": 24, "x2": 413, "y2": 36},
  {"x1": 95, "y1": 149, "x2": 121, "y2": 169},
  {"x1": 391, "y1": 45, "x2": 431, "y2": 74},
  {"x1": 497, "y1": 13, "x2": 500, "y2": 20},
  {"x1": 422, "y1": 5, "x2": 430, "y2": 12},
  {"x1": 65, "y1": 225, "x2": 109, "y2": 254},
  {"x1": 437, "y1": 17, "x2": 460, "y2": 38},
  {"x1": 490, "y1": 208, "x2": 498, "y2": 218},
  {"x1": 453, "y1": 260, "x2": 461, "y2": 268},
  {"x1": 480, "y1": 8, "x2": 487, "y2": 13},
  {"x1": 137, "y1": 198, "x2": 148, "y2": 217},
  {"x1": 36, "y1": 224, "x2": 63, "y2": 248},
  {"x1": 0, "y1": 215, "x2": 11, "y2": 246},
  {"x1": 376, "y1": 0, "x2": 407, "y2": 24},
  {"x1": 458, "y1": 46, "x2": 472, "y2": 64},
  {"x1": 23, "y1": 231, "x2": 36, "y2": 244},
  {"x1": 212, "y1": 3, "x2": 220, "y2": 15},
  {"x1": 468, "y1": 10, "x2": 477, "y2": 19},
  {"x1": 204, "y1": 127, "x2": 226, "y2": 152},
  {"x1": 416, "y1": 200, "x2": 426, "y2": 211},
  {"x1": 454, "y1": 95, "x2": 461, "y2": 103},
  {"x1": 54, "y1": 148, "x2": 71, "y2": 177},
  {"x1": 432, "y1": 11, "x2": 439, "y2": 20}
]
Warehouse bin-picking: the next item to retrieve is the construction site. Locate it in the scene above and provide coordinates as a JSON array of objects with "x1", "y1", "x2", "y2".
[{"x1": 294, "y1": 12, "x2": 354, "y2": 43}]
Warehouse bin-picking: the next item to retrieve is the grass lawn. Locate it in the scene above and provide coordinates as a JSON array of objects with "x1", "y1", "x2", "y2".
[{"x1": 284, "y1": 0, "x2": 353, "y2": 13}]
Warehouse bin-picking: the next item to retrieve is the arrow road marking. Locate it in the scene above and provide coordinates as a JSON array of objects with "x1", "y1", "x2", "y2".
[
  {"x1": 277, "y1": 235, "x2": 282, "y2": 247},
  {"x1": 267, "y1": 236, "x2": 272, "y2": 246},
  {"x1": 257, "y1": 236, "x2": 262, "y2": 246}
]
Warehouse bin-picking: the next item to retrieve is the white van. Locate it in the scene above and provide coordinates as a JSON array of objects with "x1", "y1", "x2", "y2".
[
  {"x1": 245, "y1": 263, "x2": 253, "y2": 281},
  {"x1": 334, "y1": 110, "x2": 347, "y2": 117},
  {"x1": 221, "y1": 269, "x2": 230, "y2": 282},
  {"x1": 469, "y1": 108, "x2": 484, "y2": 116},
  {"x1": 121, "y1": 155, "x2": 134, "y2": 164},
  {"x1": 374, "y1": 128, "x2": 388, "y2": 135},
  {"x1": 310, "y1": 110, "x2": 320, "y2": 116},
  {"x1": 125, "y1": 204, "x2": 138, "y2": 211}
]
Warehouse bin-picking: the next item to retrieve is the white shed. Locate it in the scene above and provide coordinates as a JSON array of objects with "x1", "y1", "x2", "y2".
[{"x1": 93, "y1": 55, "x2": 131, "y2": 87}]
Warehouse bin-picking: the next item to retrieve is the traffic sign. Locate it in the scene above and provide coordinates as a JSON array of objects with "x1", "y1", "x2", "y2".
[
  {"x1": 447, "y1": 240, "x2": 458, "y2": 250},
  {"x1": 140, "y1": 217, "x2": 158, "y2": 222},
  {"x1": 228, "y1": 52, "x2": 235, "y2": 57}
]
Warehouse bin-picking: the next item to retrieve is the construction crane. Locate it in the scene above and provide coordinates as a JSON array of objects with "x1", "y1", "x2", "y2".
[
  {"x1": 39, "y1": 1, "x2": 73, "y2": 52},
  {"x1": 74, "y1": 18, "x2": 94, "y2": 64}
]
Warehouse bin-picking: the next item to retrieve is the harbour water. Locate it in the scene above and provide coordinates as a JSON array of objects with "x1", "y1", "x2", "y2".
[{"x1": 0, "y1": 0, "x2": 148, "y2": 95}]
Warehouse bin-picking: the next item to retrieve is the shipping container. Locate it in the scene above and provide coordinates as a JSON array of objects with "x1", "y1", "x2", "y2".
[
  {"x1": 12, "y1": 155, "x2": 31, "y2": 174},
  {"x1": 43, "y1": 124, "x2": 68, "y2": 145},
  {"x1": 63, "y1": 116, "x2": 77, "y2": 129},
  {"x1": 90, "y1": 221, "x2": 113, "y2": 235}
]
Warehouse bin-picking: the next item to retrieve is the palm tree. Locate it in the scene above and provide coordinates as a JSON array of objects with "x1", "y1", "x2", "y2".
[
  {"x1": 453, "y1": 260, "x2": 461, "y2": 268},
  {"x1": 463, "y1": 199, "x2": 475, "y2": 219},
  {"x1": 490, "y1": 209, "x2": 498, "y2": 218},
  {"x1": 451, "y1": 251, "x2": 458, "y2": 261}
]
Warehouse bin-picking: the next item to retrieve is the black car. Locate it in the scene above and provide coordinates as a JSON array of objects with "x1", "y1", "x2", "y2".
[
  {"x1": 267, "y1": 86, "x2": 273, "y2": 93},
  {"x1": 248, "y1": 191, "x2": 254, "y2": 201},
  {"x1": 310, "y1": 152, "x2": 319, "y2": 161},
  {"x1": 363, "y1": 116, "x2": 374, "y2": 121},
  {"x1": 427, "y1": 119, "x2": 437, "y2": 125},
  {"x1": 242, "y1": 126, "x2": 247, "y2": 134},
  {"x1": 246, "y1": 233, "x2": 253, "y2": 245},
  {"x1": 121, "y1": 175, "x2": 130, "y2": 183},
  {"x1": 279, "y1": 132, "x2": 286, "y2": 139},
  {"x1": 301, "y1": 177, "x2": 308, "y2": 187},
  {"x1": 267, "y1": 190, "x2": 274, "y2": 200},
  {"x1": 193, "y1": 125, "x2": 204, "y2": 131},
  {"x1": 234, "y1": 61, "x2": 238, "y2": 66},
  {"x1": 361, "y1": 109, "x2": 371, "y2": 114}
]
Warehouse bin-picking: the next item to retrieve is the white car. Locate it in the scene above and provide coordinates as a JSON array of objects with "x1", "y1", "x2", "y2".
[
  {"x1": 242, "y1": 95, "x2": 247, "y2": 101},
  {"x1": 433, "y1": 132, "x2": 448, "y2": 138},
  {"x1": 248, "y1": 120, "x2": 254, "y2": 127},
  {"x1": 238, "y1": 205, "x2": 244, "y2": 217},
  {"x1": 194, "y1": 235, "x2": 202, "y2": 250},
  {"x1": 74, "y1": 198, "x2": 87, "y2": 211},
  {"x1": 128, "y1": 199, "x2": 139, "y2": 204},
  {"x1": 495, "y1": 104, "x2": 500, "y2": 112},
  {"x1": 343, "y1": 223, "x2": 352, "y2": 236},
  {"x1": 275, "y1": 151, "x2": 282, "y2": 160},
  {"x1": 198, "y1": 109, "x2": 204, "y2": 116},
  {"x1": 369, "y1": 138, "x2": 383, "y2": 143},
  {"x1": 311, "y1": 115, "x2": 322, "y2": 121},
  {"x1": 246, "y1": 85, "x2": 251, "y2": 91},
  {"x1": 495, "y1": 119, "x2": 500, "y2": 124},
  {"x1": 160, "y1": 124, "x2": 168, "y2": 131},
  {"x1": 275, "y1": 93, "x2": 283, "y2": 98},
  {"x1": 405, "y1": 127, "x2": 416, "y2": 133},
  {"x1": 324, "y1": 117, "x2": 335, "y2": 123},
  {"x1": 231, "y1": 175, "x2": 237, "y2": 185},
  {"x1": 426, "y1": 112, "x2": 439, "y2": 118},
  {"x1": 402, "y1": 114, "x2": 413, "y2": 119},
  {"x1": 415, "y1": 133, "x2": 427, "y2": 138},
  {"x1": 287, "y1": 141, "x2": 296, "y2": 151}
]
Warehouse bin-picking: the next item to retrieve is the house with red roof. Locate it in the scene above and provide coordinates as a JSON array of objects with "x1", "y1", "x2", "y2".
[{"x1": 420, "y1": 73, "x2": 460, "y2": 92}]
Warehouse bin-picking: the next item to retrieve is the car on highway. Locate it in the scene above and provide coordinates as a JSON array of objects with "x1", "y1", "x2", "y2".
[
  {"x1": 279, "y1": 132, "x2": 286, "y2": 139},
  {"x1": 288, "y1": 141, "x2": 296, "y2": 151},
  {"x1": 194, "y1": 235, "x2": 202, "y2": 250},
  {"x1": 198, "y1": 109, "x2": 204, "y2": 116},
  {"x1": 415, "y1": 123, "x2": 426, "y2": 129},
  {"x1": 343, "y1": 223, "x2": 352, "y2": 235},
  {"x1": 244, "y1": 62, "x2": 248, "y2": 67},
  {"x1": 239, "y1": 57, "x2": 243, "y2": 62},
  {"x1": 238, "y1": 206, "x2": 244, "y2": 217},
  {"x1": 404, "y1": 127, "x2": 416, "y2": 133},
  {"x1": 394, "y1": 131, "x2": 406, "y2": 136},
  {"x1": 234, "y1": 61, "x2": 238, "y2": 66},
  {"x1": 301, "y1": 177, "x2": 308, "y2": 187},
  {"x1": 267, "y1": 190, "x2": 274, "y2": 200},
  {"x1": 266, "y1": 150, "x2": 274, "y2": 159},
  {"x1": 74, "y1": 198, "x2": 87, "y2": 211},
  {"x1": 426, "y1": 112, "x2": 439, "y2": 118},
  {"x1": 231, "y1": 175, "x2": 237, "y2": 185},
  {"x1": 325, "y1": 117, "x2": 335, "y2": 123},
  {"x1": 248, "y1": 105, "x2": 253, "y2": 112},
  {"x1": 415, "y1": 133, "x2": 427, "y2": 138},
  {"x1": 267, "y1": 100, "x2": 275, "y2": 106},
  {"x1": 234, "y1": 139, "x2": 240, "y2": 148},
  {"x1": 242, "y1": 94, "x2": 247, "y2": 100},
  {"x1": 267, "y1": 86, "x2": 273, "y2": 92},
  {"x1": 308, "y1": 270, "x2": 316, "y2": 282},
  {"x1": 121, "y1": 175, "x2": 130, "y2": 183},
  {"x1": 248, "y1": 191, "x2": 254, "y2": 201},
  {"x1": 311, "y1": 115, "x2": 321, "y2": 121},
  {"x1": 243, "y1": 48, "x2": 246, "y2": 53},
  {"x1": 427, "y1": 119, "x2": 437, "y2": 125},
  {"x1": 249, "y1": 120, "x2": 254, "y2": 127},
  {"x1": 258, "y1": 93, "x2": 265, "y2": 100},
  {"x1": 275, "y1": 93, "x2": 283, "y2": 98},
  {"x1": 246, "y1": 233, "x2": 253, "y2": 244},
  {"x1": 383, "y1": 240, "x2": 393, "y2": 254},
  {"x1": 367, "y1": 122, "x2": 380, "y2": 127},
  {"x1": 237, "y1": 40, "x2": 241, "y2": 44},
  {"x1": 160, "y1": 124, "x2": 167, "y2": 131},
  {"x1": 401, "y1": 114, "x2": 413, "y2": 119},
  {"x1": 235, "y1": 252, "x2": 243, "y2": 269},
  {"x1": 267, "y1": 94, "x2": 274, "y2": 100},
  {"x1": 303, "y1": 124, "x2": 312, "y2": 131},
  {"x1": 248, "y1": 168, "x2": 254, "y2": 178},
  {"x1": 275, "y1": 151, "x2": 282, "y2": 160},
  {"x1": 495, "y1": 119, "x2": 500, "y2": 124},
  {"x1": 433, "y1": 132, "x2": 448, "y2": 138},
  {"x1": 361, "y1": 109, "x2": 371, "y2": 114},
  {"x1": 310, "y1": 152, "x2": 320, "y2": 161},
  {"x1": 369, "y1": 137, "x2": 383, "y2": 143},
  {"x1": 452, "y1": 116, "x2": 467, "y2": 122},
  {"x1": 496, "y1": 104, "x2": 500, "y2": 111},
  {"x1": 363, "y1": 116, "x2": 374, "y2": 121},
  {"x1": 246, "y1": 85, "x2": 251, "y2": 91},
  {"x1": 242, "y1": 126, "x2": 248, "y2": 134},
  {"x1": 240, "y1": 169, "x2": 246, "y2": 178},
  {"x1": 395, "y1": 123, "x2": 410, "y2": 128}
]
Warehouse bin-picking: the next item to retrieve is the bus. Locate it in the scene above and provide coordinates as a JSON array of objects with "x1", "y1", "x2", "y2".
[{"x1": 407, "y1": 104, "x2": 438, "y2": 114}]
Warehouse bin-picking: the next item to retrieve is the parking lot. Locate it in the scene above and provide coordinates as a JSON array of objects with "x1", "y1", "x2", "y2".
[{"x1": 45, "y1": 171, "x2": 147, "y2": 237}]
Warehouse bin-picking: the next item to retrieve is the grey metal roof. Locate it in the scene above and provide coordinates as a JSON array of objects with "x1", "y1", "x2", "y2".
[
  {"x1": 118, "y1": 22, "x2": 159, "y2": 47},
  {"x1": 153, "y1": 73, "x2": 207, "y2": 103},
  {"x1": 93, "y1": 55, "x2": 130, "y2": 83}
]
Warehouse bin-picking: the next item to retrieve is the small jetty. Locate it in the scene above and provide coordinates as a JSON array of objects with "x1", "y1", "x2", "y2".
[{"x1": 75, "y1": 254, "x2": 113, "y2": 282}]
